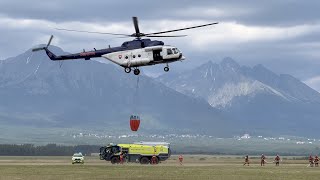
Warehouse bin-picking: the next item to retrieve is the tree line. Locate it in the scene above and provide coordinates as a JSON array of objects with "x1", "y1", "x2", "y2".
[{"x1": 0, "y1": 144, "x2": 101, "y2": 156}]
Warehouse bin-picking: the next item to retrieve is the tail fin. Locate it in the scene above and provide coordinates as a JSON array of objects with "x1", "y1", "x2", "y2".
[{"x1": 32, "y1": 35, "x2": 60, "y2": 60}]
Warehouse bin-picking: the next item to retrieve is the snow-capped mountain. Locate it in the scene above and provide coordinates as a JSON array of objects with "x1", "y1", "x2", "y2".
[{"x1": 158, "y1": 58, "x2": 320, "y2": 108}]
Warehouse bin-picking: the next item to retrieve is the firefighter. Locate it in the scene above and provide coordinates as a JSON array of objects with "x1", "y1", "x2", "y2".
[
  {"x1": 151, "y1": 155, "x2": 158, "y2": 165},
  {"x1": 261, "y1": 154, "x2": 266, "y2": 166},
  {"x1": 309, "y1": 155, "x2": 314, "y2": 167},
  {"x1": 123, "y1": 152, "x2": 128, "y2": 163},
  {"x1": 178, "y1": 155, "x2": 183, "y2": 165},
  {"x1": 274, "y1": 155, "x2": 280, "y2": 166},
  {"x1": 243, "y1": 155, "x2": 249, "y2": 166},
  {"x1": 315, "y1": 155, "x2": 319, "y2": 167},
  {"x1": 119, "y1": 152, "x2": 124, "y2": 164}
]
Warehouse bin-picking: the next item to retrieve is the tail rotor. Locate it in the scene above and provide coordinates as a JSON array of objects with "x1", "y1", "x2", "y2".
[{"x1": 32, "y1": 35, "x2": 54, "y2": 52}]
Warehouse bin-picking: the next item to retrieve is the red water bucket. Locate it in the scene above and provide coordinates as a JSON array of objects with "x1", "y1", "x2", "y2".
[
  {"x1": 130, "y1": 115, "x2": 141, "y2": 131},
  {"x1": 130, "y1": 119, "x2": 140, "y2": 131}
]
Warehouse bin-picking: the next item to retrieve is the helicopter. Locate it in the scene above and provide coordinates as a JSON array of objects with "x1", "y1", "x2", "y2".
[{"x1": 32, "y1": 17, "x2": 218, "y2": 75}]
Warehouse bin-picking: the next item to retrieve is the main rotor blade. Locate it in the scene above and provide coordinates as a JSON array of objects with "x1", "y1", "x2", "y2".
[
  {"x1": 133, "y1": 17, "x2": 140, "y2": 34},
  {"x1": 32, "y1": 47, "x2": 45, "y2": 52},
  {"x1": 145, "y1": 22, "x2": 219, "y2": 36},
  {"x1": 55, "y1": 28, "x2": 131, "y2": 36},
  {"x1": 145, "y1": 35, "x2": 187, "y2": 37}
]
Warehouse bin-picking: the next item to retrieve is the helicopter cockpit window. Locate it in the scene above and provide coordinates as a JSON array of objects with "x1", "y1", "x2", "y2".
[
  {"x1": 172, "y1": 48, "x2": 179, "y2": 54},
  {"x1": 167, "y1": 49, "x2": 173, "y2": 55}
]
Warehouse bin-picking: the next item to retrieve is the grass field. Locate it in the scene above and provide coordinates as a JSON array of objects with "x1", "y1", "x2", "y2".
[{"x1": 0, "y1": 155, "x2": 319, "y2": 180}]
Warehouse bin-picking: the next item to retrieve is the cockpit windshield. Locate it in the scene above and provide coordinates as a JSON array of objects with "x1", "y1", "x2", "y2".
[
  {"x1": 172, "y1": 48, "x2": 179, "y2": 54},
  {"x1": 73, "y1": 154, "x2": 83, "y2": 157}
]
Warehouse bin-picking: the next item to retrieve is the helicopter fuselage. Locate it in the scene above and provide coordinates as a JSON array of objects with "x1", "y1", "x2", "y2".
[
  {"x1": 103, "y1": 45, "x2": 184, "y2": 67},
  {"x1": 40, "y1": 38, "x2": 185, "y2": 75}
]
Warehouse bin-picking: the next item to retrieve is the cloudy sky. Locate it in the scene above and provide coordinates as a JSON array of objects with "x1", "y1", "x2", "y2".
[{"x1": 1, "y1": 0, "x2": 320, "y2": 90}]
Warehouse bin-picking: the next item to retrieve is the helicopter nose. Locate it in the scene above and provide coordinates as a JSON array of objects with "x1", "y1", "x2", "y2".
[{"x1": 179, "y1": 53, "x2": 186, "y2": 60}]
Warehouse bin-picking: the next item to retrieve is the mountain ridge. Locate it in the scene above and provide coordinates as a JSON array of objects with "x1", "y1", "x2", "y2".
[
  {"x1": 1, "y1": 47, "x2": 320, "y2": 137},
  {"x1": 158, "y1": 57, "x2": 320, "y2": 137}
]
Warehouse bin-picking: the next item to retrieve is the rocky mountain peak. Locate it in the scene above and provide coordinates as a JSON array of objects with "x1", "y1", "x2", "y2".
[{"x1": 220, "y1": 57, "x2": 240, "y2": 69}]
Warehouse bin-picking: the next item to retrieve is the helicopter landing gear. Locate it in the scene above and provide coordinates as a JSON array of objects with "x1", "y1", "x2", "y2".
[
  {"x1": 133, "y1": 68, "x2": 140, "y2": 75},
  {"x1": 124, "y1": 67, "x2": 131, "y2": 73},
  {"x1": 164, "y1": 64, "x2": 169, "y2": 72}
]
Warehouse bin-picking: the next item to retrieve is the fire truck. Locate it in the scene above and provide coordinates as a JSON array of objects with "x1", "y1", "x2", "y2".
[{"x1": 99, "y1": 142, "x2": 170, "y2": 164}]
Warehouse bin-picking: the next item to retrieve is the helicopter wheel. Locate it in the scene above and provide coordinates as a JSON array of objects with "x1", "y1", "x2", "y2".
[
  {"x1": 124, "y1": 67, "x2": 131, "y2": 73},
  {"x1": 164, "y1": 67, "x2": 169, "y2": 72},
  {"x1": 133, "y1": 69, "x2": 140, "y2": 75}
]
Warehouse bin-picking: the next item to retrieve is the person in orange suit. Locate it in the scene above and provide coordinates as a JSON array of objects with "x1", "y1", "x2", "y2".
[
  {"x1": 178, "y1": 155, "x2": 183, "y2": 165},
  {"x1": 314, "y1": 155, "x2": 319, "y2": 167}
]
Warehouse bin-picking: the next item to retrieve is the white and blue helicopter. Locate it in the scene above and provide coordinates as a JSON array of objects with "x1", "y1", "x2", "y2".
[{"x1": 33, "y1": 17, "x2": 218, "y2": 75}]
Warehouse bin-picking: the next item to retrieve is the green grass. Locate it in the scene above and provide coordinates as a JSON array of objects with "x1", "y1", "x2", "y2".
[{"x1": 0, "y1": 156, "x2": 319, "y2": 180}]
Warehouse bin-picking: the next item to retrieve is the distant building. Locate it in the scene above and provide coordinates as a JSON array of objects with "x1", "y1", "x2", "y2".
[{"x1": 241, "y1": 134, "x2": 251, "y2": 139}]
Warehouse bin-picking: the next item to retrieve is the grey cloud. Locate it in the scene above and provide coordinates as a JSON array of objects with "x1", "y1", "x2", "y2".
[
  {"x1": 0, "y1": 0, "x2": 319, "y2": 26},
  {"x1": 0, "y1": 0, "x2": 183, "y2": 22}
]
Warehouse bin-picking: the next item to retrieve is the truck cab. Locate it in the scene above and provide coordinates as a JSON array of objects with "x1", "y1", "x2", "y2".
[{"x1": 99, "y1": 145, "x2": 121, "y2": 164}]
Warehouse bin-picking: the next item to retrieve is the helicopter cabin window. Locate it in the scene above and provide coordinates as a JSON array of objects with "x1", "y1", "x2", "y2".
[
  {"x1": 133, "y1": 55, "x2": 136, "y2": 58},
  {"x1": 167, "y1": 49, "x2": 173, "y2": 55},
  {"x1": 125, "y1": 56, "x2": 128, "y2": 59},
  {"x1": 138, "y1": 54, "x2": 141, "y2": 57}
]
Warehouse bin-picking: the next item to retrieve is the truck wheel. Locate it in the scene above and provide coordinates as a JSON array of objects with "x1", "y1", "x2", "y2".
[
  {"x1": 111, "y1": 157, "x2": 120, "y2": 164},
  {"x1": 140, "y1": 157, "x2": 150, "y2": 164}
]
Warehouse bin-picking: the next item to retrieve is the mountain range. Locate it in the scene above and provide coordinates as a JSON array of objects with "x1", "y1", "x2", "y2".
[
  {"x1": 158, "y1": 57, "x2": 320, "y2": 136},
  {"x1": 1, "y1": 47, "x2": 320, "y2": 138}
]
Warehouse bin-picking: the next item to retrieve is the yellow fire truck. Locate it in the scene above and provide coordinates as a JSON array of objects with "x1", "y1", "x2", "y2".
[{"x1": 99, "y1": 142, "x2": 170, "y2": 164}]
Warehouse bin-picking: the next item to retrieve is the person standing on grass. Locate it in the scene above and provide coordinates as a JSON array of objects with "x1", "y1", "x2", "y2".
[
  {"x1": 243, "y1": 155, "x2": 250, "y2": 166},
  {"x1": 178, "y1": 155, "x2": 183, "y2": 165},
  {"x1": 119, "y1": 152, "x2": 124, "y2": 164},
  {"x1": 261, "y1": 154, "x2": 266, "y2": 166},
  {"x1": 314, "y1": 155, "x2": 319, "y2": 167},
  {"x1": 309, "y1": 155, "x2": 314, "y2": 167},
  {"x1": 151, "y1": 155, "x2": 157, "y2": 165},
  {"x1": 274, "y1": 155, "x2": 280, "y2": 166}
]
